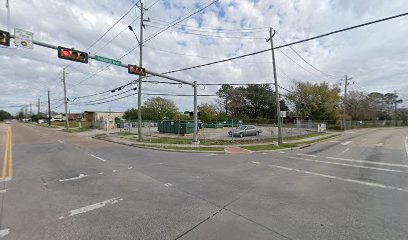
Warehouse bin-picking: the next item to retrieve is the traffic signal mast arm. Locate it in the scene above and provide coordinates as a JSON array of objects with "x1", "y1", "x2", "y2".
[{"x1": 7, "y1": 32, "x2": 194, "y2": 86}]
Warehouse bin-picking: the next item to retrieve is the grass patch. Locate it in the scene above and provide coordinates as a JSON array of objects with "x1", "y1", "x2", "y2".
[
  {"x1": 136, "y1": 145, "x2": 225, "y2": 152},
  {"x1": 282, "y1": 132, "x2": 329, "y2": 141},
  {"x1": 288, "y1": 134, "x2": 339, "y2": 145},
  {"x1": 39, "y1": 124, "x2": 60, "y2": 128},
  {"x1": 62, "y1": 127, "x2": 92, "y2": 133},
  {"x1": 242, "y1": 143, "x2": 297, "y2": 151},
  {"x1": 135, "y1": 132, "x2": 328, "y2": 145},
  {"x1": 144, "y1": 137, "x2": 275, "y2": 145},
  {"x1": 51, "y1": 121, "x2": 91, "y2": 128},
  {"x1": 118, "y1": 132, "x2": 136, "y2": 136}
]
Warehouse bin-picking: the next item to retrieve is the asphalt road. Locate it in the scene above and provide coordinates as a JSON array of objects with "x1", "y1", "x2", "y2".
[{"x1": 1, "y1": 123, "x2": 408, "y2": 239}]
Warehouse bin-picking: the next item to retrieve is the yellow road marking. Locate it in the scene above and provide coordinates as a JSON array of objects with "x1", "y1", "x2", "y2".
[
  {"x1": 1, "y1": 126, "x2": 12, "y2": 179},
  {"x1": 1, "y1": 128, "x2": 9, "y2": 178},
  {"x1": 8, "y1": 127, "x2": 12, "y2": 178}
]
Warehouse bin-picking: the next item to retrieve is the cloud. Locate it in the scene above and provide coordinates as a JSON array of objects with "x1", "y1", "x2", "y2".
[{"x1": 1, "y1": 0, "x2": 408, "y2": 114}]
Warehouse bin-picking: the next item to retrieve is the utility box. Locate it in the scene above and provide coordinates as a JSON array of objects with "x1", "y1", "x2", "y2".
[
  {"x1": 221, "y1": 120, "x2": 243, "y2": 127},
  {"x1": 204, "y1": 122, "x2": 224, "y2": 128},
  {"x1": 158, "y1": 120, "x2": 200, "y2": 134}
]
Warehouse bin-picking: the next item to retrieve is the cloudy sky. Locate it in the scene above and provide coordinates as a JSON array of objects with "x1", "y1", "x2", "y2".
[{"x1": 1, "y1": 0, "x2": 408, "y2": 115}]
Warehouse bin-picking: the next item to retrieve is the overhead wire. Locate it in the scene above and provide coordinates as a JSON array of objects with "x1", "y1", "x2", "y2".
[
  {"x1": 275, "y1": 31, "x2": 339, "y2": 78},
  {"x1": 161, "y1": 11, "x2": 408, "y2": 75},
  {"x1": 56, "y1": 11, "x2": 408, "y2": 107}
]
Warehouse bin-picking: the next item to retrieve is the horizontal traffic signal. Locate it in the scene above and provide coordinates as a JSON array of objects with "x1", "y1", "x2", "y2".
[
  {"x1": 0, "y1": 30, "x2": 10, "y2": 47},
  {"x1": 128, "y1": 64, "x2": 146, "y2": 76},
  {"x1": 57, "y1": 46, "x2": 88, "y2": 63}
]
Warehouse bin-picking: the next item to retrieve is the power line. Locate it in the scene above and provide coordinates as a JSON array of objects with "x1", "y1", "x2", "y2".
[
  {"x1": 149, "y1": 17, "x2": 269, "y2": 32},
  {"x1": 69, "y1": 0, "x2": 218, "y2": 88},
  {"x1": 275, "y1": 31, "x2": 339, "y2": 78},
  {"x1": 73, "y1": 87, "x2": 137, "y2": 105},
  {"x1": 277, "y1": 48, "x2": 334, "y2": 80},
  {"x1": 86, "y1": 2, "x2": 138, "y2": 52},
  {"x1": 146, "y1": 0, "x2": 161, "y2": 9},
  {"x1": 65, "y1": 11, "x2": 408, "y2": 98},
  {"x1": 161, "y1": 11, "x2": 408, "y2": 75},
  {"x1": 142, "y1": 0, "x2": 219, "y2": 44},
  {"x1": 145, "y1": 23, "x2": 265, "y2": 39}
]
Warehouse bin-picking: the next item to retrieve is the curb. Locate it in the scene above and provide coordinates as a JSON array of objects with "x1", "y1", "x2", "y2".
[
  {"x1": 93, "y1": 136, "x2": 225, "y2": 154},
  {"x1": 94, "y1": 133, "x2": 342, "y2": 154}
]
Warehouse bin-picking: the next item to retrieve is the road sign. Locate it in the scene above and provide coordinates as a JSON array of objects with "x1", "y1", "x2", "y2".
[
  {"x1": 94, "y1": 55, "x2": 122, "y2": 66},
  {"x1": 14, "y1": 28, "x2": 33, "y2": 49},
  {"x1": 280, "y1": 111, "x2": 287, "y2": 118}
]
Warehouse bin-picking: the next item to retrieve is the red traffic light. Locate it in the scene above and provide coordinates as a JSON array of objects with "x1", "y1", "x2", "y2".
[
  {"x1": 128, "y1": 64, "x2": 146, "y2": 76},
  {"x1": 57, "y1": 46, "x2": 88, "y2": 63},
  {"x1": 0, "y1": 30, "x2": 10, "y2": 47}
]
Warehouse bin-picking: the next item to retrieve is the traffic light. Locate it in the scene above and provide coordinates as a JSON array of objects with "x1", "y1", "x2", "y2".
[
  {"x1": 57, "y1": 46, "x2": 88, "y2": 63},
  {"x1": 0, "y1": 30, "x2": 10, "y2": 47},
  {"x1": 128, "y1": 64, "x2": 146, "y2": 76}
]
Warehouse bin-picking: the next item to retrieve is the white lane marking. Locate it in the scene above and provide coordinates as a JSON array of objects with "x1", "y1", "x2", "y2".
[
  {"x1": 341, "y1": 141, "x2": 352, "y2": 146},
  {"x1": 251, "y1": 161, "x2": 260, "y2": 165},
  {"x1": 128, "y1": 166, "x2": 133, "y2": 170},
  {"x1": 375, "y1": 143, "x2": 384, "y2": 147},
  {"x1": 288, "y1": 157, "x2": 408, "y2": 174},
  {"x1": 57, "y1": 139, "x2": 64, "y2": 143},
  {"x1": 0, "y1": 229, "x2": 9, "y2": 238},
  {"x1": 279, "y1": 151, "x2": 286, "y2": 154},
  {"x1": 268, "y1": 164, "x2": 408, "y2": 193},
  {"x1": 405, "y1": 136, "x2": 408, "y2": 159},
  {"x1": 0, "y1": 189, "x2": 7, "y2": 193},
  {"x1": 297, "y1": 153, "x2": 317, "y2": 158},
  {"x1": 89, "y1": 154, "x2": 107, "y2": 162},
  {"x1": 60, "y1": 198, "x2": 122, "y2": 219},
  {"x1": 164, "y1": 183, "x2": 172, "y2": 187},
  {"x1": 205, "y1": 153, "x2": 217, "y2": 156},
  {"x1": 59, "y1": 174, "x2": 88, "y2": 182},
  {"x1": 112, "y1": 170, "x2": 118, "y2": 173},
  {"x1": 327, "y1": 157, "x2": 408, "y2": 168},
  {"x1": 99, "y1": 172, "x2": 104, "y2": 175},
  {"x1": 330, "y1": 140, "x2": 340, "y2": 143},
  {"x1": 340, "y1": 148, "x2": 350, "y2": 154},
  {"x1": 151, "y1": 162, "x2": 167, "y2": 166}
]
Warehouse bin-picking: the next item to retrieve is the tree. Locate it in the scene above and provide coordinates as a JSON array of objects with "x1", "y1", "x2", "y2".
[
  {"x1": 198, "y1": 103, "x2": 218, "y2": 122},
  {"x1": 123, "y1": 108, "x2": 138, "y2": 120},
  {"x1": 288, "y1": 82, "x2": 341, "y2": 120},
  {"x1": 0, "y1": 110, "x2": 12, "y2": 121},
  {"x1": 143, "y1": 97, "x2": 178, "y2": 120},
  {"x1": 367, "y1": 92, "x2": 403, "y2": 120},
  {"x1": 346, "y1": 91, "x2": 373, "y2": 120},
  {"x1": 216, "y1": 84, "x2": 234, "y2": 114},
  {"x1": 215, "y1": 84, "x2": 289, "y2": 120}
]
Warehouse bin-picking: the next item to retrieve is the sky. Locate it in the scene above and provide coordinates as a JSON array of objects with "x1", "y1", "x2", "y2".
[{"x1": 0, "y1": 0, "x2": 408, "y2": 115}]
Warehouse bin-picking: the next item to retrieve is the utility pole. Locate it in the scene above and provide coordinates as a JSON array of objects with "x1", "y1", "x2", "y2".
[
  {"x1": 62, "y1": 68, "x2": 69, "y2": 129},
  {"x1": 394, "y1": 90, "x2": 398, "y2": 116},
  {"x1": 37, "y1": 97, "x2": 40, "y2": 124},
  {"x1": 342, "y1": 75, "x2": 353, "y2": 131},
  {"x1": 266, "y1": 27, "x2": 282, "y2": 144},
  {"x1": 136, "y1": 0, "x2": 146, "y2": 141},
  {"x1": 48, "y1": 89, "x2": 51, "y2": 126},
  {"x1": 6, "y1": 0, "x2": 10, "y2": 33},
  {"x1": 29, "y1": 103, "x2": 32, "y2": 120}
]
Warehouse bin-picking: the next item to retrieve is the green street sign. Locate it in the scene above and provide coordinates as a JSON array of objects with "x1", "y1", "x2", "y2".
[{"x1": 94, "y1": 55, "x2": 122, "y2": 66}]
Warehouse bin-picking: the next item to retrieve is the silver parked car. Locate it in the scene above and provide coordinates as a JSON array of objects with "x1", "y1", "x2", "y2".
[{"x1": 228, "y1": 125, "x2": 262, "y2": 137}]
